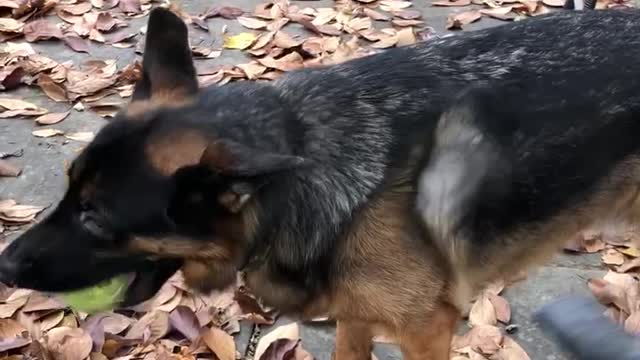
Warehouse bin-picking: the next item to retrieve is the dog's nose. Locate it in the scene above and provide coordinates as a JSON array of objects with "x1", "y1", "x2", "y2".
[{"x1": 0, "y1": 257, "x2": 19, "y2": 286}]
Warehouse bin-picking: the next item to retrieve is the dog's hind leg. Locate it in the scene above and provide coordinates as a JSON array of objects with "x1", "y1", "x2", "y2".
[
  {"x1": 333, "y1": 320, "x2": 374, "y2": 360},
  {"x1": 397, "y1": 301, "x2": 459, "y2": 360}
]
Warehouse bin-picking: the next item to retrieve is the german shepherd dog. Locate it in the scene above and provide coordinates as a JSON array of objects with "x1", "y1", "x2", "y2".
[{"x1": 2, "y1": 6, "x2": 640, "y2": 359}]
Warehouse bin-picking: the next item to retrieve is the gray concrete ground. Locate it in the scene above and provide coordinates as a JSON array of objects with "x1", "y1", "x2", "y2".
[{"x1": 0, "y1": 1, "x2": 605, "y2": 359}]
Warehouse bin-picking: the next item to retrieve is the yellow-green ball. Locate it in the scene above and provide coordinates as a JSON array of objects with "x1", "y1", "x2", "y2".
[{"x1": 58, "y1": 275, "x2": 128, "y2": 314}]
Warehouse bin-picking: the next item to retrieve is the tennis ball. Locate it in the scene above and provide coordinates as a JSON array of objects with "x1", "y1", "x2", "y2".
[{"x1": 58, "y1": 275, "x2": 129, "y2": 314}]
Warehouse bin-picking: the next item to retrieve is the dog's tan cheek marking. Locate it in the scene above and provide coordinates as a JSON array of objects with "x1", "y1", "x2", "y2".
[{"x1": 144, "y1": 130, "x2": 210, "y2": 176}]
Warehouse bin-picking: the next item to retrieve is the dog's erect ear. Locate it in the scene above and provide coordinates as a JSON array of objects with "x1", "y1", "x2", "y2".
[
  {"x1": 201, "y1": 139, "x2": 306, "y2": 177},
  {"x1": 132, "y1": 8, "x2": 197, "y2": 102},
  {"x1": 202, "y1": 139, "x2": 306, "y2": 213},
  {"x1": 171, "y1": 139, "x2": 306, "y2": 214}
]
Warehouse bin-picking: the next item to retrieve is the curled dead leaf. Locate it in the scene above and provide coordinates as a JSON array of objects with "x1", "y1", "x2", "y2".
[
  {"x1": 255, "y1": 322, "x2": 299, "y2": 360},
  {"x1": 602, "y1": 249, "x2": 625, "y2": 266},
  {"x1": 446, "y1": 10, "x2": 482, "y2": 30},
  {"x1": 224, "y1": 32, "x2": 257, "y2": 49},
  {"x1": 0, "y1": 318, "x2": 30, "y2": 352},
  {"x1": 38, "y1": 74, "x2": 67, "y2": 102},
  {"x1": 469, "y1": 294, "x2": 497, "y2": 326},
  {"x1": 23, "y1": 19, "x2": 63, "y2": 42},
  {"x1": 0, "y1": 200, "x2": 45, "y2": 223},
  {"x1": 0, "y1": 159, "x2": 21, "y2": 177},
  {"x1": 46, "y1": 327, "x2": 92, "y2": 360},
  {"x1": 125, "y1": 310, "x2": 170, "y2": 343},
  {"x1": 201, "y1": 326, "x2": 235, "y2": 360},
  {"x1": 238, "y1": 16, "x2": 269, "y2": 30},
  {"x1": 432, "y1": 0, "x2": 472, "y2": 6},
  {"x1": 35, "y1": 111, "x2": 70, "y2": 125},
  {"x1": 32, "y1": 128, "x2": 64, "y2": 138},
  {"x1": 487, "y1": 293, "x2": 511, "y2": 324}
]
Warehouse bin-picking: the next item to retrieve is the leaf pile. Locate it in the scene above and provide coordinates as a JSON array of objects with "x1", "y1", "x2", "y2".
[
  {"x1": 450, "y1": 280, "x2": 531, "y2": 360},
  {"x1": 0, "y1": 271, "x2": 315, "y2": 360},
  {"x1": 442, "y1": 0, "x2": 635, "y2": 30},
  {"x1": 565, "y1": 226, "x2": 640, "y2": 336}
]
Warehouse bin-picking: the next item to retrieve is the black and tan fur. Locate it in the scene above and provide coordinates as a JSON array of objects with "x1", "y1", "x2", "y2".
[{"x1": 2, "y1": 7, "x2": 640, "y2": 360}]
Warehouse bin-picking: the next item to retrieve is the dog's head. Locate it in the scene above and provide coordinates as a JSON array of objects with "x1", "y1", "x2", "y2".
[{"x1": 0, "y1": 8, "x2": 304, "y2": 306}]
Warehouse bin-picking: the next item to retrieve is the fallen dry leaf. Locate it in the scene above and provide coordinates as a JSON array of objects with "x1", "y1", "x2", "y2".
[
  {"x1": 223, "y1": 32, "x2": 257, "y2": 49},
  {"x1": 495, "y1": 336, "x2": 531, "y2": 360},
  {"x1": 620, "y1": 246, "x2": 640, "y2": 258},
  {"x1": 0, "y1": 66, "x2": 25, "y2": 91},
  {"x1": 433, "y1": 0, "x2": 472, "y2": 6},
  {"x1": 0, "y1": 200, "x2": 45, "y2": 223},
  {"x1": 125, "y1": 310, "x2": 170, "y2": 343},
  {"x1": 46, "y1": 327, "x2": 93, "y2": 360},
  {"x1": 37, "y1": 74, "x2": 67, "y2": 102},
  {"x1": 23, "y1": 19, "x2": 63, "y2": 42},
  {"x1": 0, "y1": 159, "x2": 21, "y2": 177},
  {"x1": 169, "y1": 306, "x2": 200, "y2": 341},
  {"x1": 35, "y1": 111, "x2": 69, "y2": 125},
  {"x1": 63, "y1": 36, "x2": 91, "y2": 54},
  {"x1": 487, "y1": 293, "x2": 511, "y2": 324},
  {"x1": 32, "y1": 128, "x2": 64, "y2": 138},
  {"x1": 379, "y1": 0, "x2": 413, "y2": 12},
  {"x1": 446, "y1": 10, "x2": 482, "y2": 30},
  {"x1": 0, "y1": 18, "x2": 24, "y2": 33},
  {"x1": 0, "y1": 98, "x2": 48, "y2": 118},
  {"x1": 201, "y1": 327, "x2": 235, "y2": 360},
  {"x1": 260, "y1": 338, "x2": 300, "y2": 360},
  {"x1": 0, "y1": 318, "x2": 30, "y2": 352},
  {"x1": 625, "y1": 311, "x2": 640, "y2": 335},
  {"x1": 469, "y1": 294, "x2": 497, "y2": 327},
  {"x1": 255, "y1": 322, "x2": 299, "y2": 360},
  {"x1": 602, "y1": 249, "x2": 626, "y2": 266},
  {"x1": 618, "y1": 257, "x2": 640, "y2": 273},
  {"x1": 238, "y1": 16, "x2": 269, "y2": 30}
]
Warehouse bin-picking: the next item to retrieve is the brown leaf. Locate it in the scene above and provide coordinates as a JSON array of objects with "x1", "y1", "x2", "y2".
[
  {"x1": 38, "y1": 310, "x2": 65, "y2": 332},
  {"x1": 65, "y1": 60, "x2": 118, "y2": 99},
  {"x1": 255, "y1": 323, "x2": 299, "y2": 360},
  {"x1": 125, "y1": 310, "x2": 170, "y2": 343},
  {"x1": 618, "y1": 257, "x2": 640, "y2": 273},
  {"x1": 446, "y1": 10, "x2": 482, "y2": 30},
  {"x1": 487, "y1": 293, "x2": 511, "y2": 324},
  {"x1": 46, "y1": 327, "x2": 93, "y2": 360},
  {"x1": 494, "y1": 336, "x2": 531, "y2": 360},
  {"x1": 624, "y1": 311, "x2": 640, "y2": 335},
  {"x1": 602, "y1": 249, "x2": 625, "y2": 266},
  {"x1": 392, "y1": 9, "x2": 423, "y2": 19},
  {"x1": 259, "y1": 338, "x2": 300, "y2": 360},
  {"x1": 37, "y1": 74, "x2": 68, "y2": 102},
  {"x1": 0, "y1": 200, "x2": 45, "y2": 223},
  {"x1": 392, "y1": 19, "x2": 424, "y2": 27},
  {"x1": 169, "y1": 306, "x2": 200, "y2": 341},
  {"x1": 0, "y1": 18, "x2": 24, "y2": 33},
  {"x1": 95, "y1": 12, "x2": 118, "y2": 31},
  {"x1": 481, "y1": 6, "x2": 517, "y2": 20},
  {"x1": 65, "y1": 131, "x2": 95, "y2": 142},
  {"x1": 379, "y1": 0, "x2": 413, "y2": 11},
  {"x1": 58, "y1": 2, "x2": 92, "y2": 16},
  {"x1": 0, "y1": 66, "x2": 25, "y2": 91},
  {"x1": 219, "y1": 6, "x2": 244, "y2": 19},
  {"x1": 433, "y1": 0, "x2": 472, "y2": 5},
  {"x1": 23, "y1": 19, "x2": 63, "y2": 42},
  {"x1": 363, "y1": 8, "x2": 390, "y2": 21},
  {"x1": 238, "y1": 16, "x2": 269, "y2": 29},
  {"x1": 0, "y1": 318, "x2": 30, "y2": 352},
  {"x1": 21, "y1": 293, "x2": 65, "y2": 312},
  {"x1": 0, "y1": 290, "x2": 30, "y2": 318},
  {"x1": 542, "y1": 0, "x2": 564, "y2": 5},
  {"x1": 257, "y1": 52, "x2": 304, "y2": 72},
  {"x1": 396, "y1": 27, "x2": 416, "y2": 46},
  {"x1": 201, "y1": 327, "x2": 235, "y2": 360},
  {"x1": 237, "y1": 62, "x2": 267, "y2": 80},
  {"x1": 469, "y1": 293, "x2": 497, "y2": 326},
  {"x1": 92, "y1": 0, "x2": 119, "y2": 9},
  {"x1": 32, "y1": 128, "x2": 64, "y2": 138},
  {"x1": 119, "y1": 0, "x2": 140, "y2": 14},
  {"x1": 273, "y1": 31, "x2": 302, "y2": 49},
  {"x1": 466, "y1": 324, "x2": 503, "y2": 355},
  {"x1": 587, "y1": 277, "x2": 629, "y2": 313},
  {"x1": 63, "y1": 35, "x2": 91, "y2": 54},
  {"x1": 0, "y1": 159, "x2": 21, "y2": 177}
]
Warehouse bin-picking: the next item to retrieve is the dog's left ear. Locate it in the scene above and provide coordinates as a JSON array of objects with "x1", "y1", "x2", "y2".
[
  {"x1": 132, "y1": 8, "x2": 197, "y2": 102},
  {"x1": 171, "y1": 140, "x2": 306, "y2": 215},
  {"x1": 201, "y1": 139, "x2": 306, "y2": 213}
]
